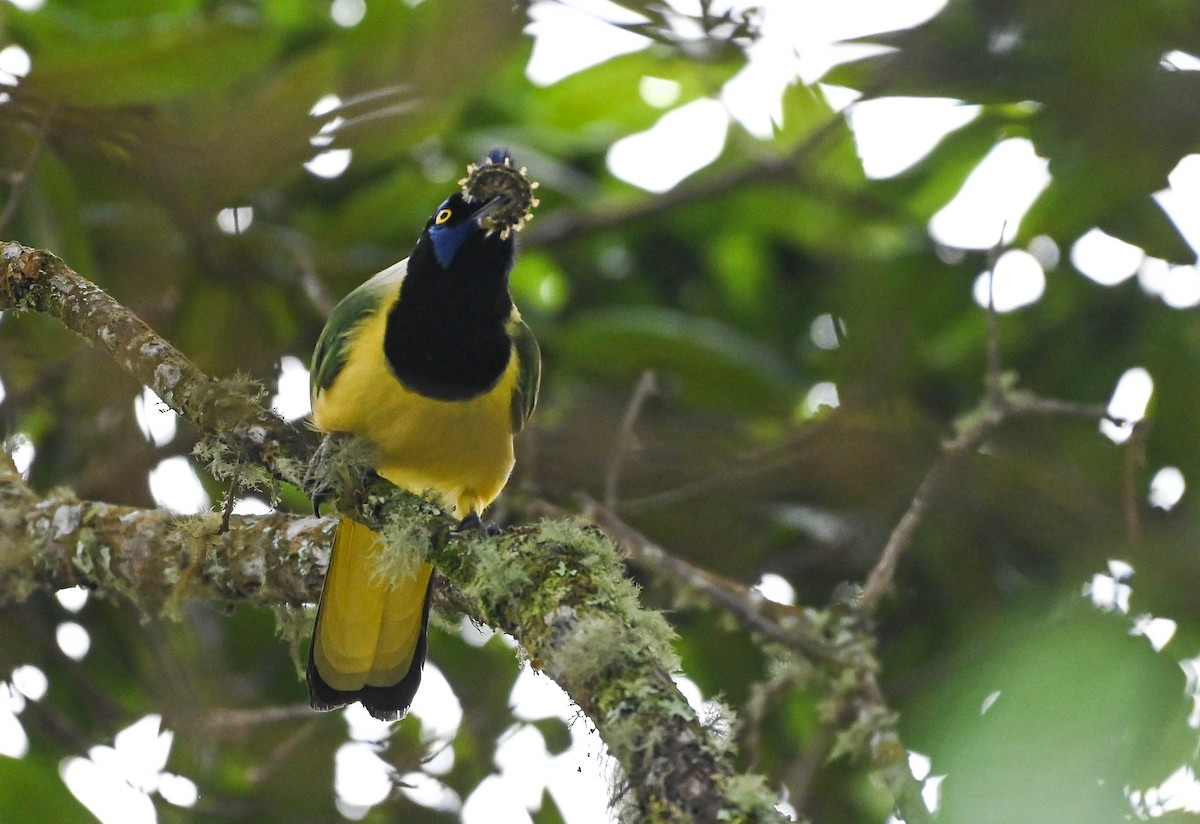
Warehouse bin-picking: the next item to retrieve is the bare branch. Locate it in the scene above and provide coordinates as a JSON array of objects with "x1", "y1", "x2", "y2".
[
  {"x1": 1005, "y1": 393, "x2": 1115, "y2": 422},
  {"x1": 619, "y1": 426, "x2": 824, "y2": 515},
  {"x1": 0, "y1": 241, "x2": 313, "y2": 485},
  {"x1": 524, "y1": 113, "x2": 851, "y2": 249},
  {"x1": 579, "y1": 493, "x2": 841, "y2": 665},
  {"x1": 984, "y1": 223, "x2": 1006, "y2": 398},
  {"x1": 1122, "y1": 419, "x2": 1150, "y2": 546},
  {"x1": 604, "y1": 369, "x2": 657, "y2": 506},
  {"x1": 0, "y1": 457, "x2": 332, "y2": 611},
  {"x1": 0, "y1": 106, "x2": 54, "y2": 234},
  {"x1": 860, "y1": 394, "x2": 1003, "y2": 611},
  {"x1": 861, "y1": 385, "x2": 1120, "y2": 612}
]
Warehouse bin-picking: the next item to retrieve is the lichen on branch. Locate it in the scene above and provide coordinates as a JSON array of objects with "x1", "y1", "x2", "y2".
[
  {"x1": 0, "y1": 453, "x2": 333, "y2": 614},
  {"x1": 0, "y1": 241, "x2": 312, "y2": 487}
]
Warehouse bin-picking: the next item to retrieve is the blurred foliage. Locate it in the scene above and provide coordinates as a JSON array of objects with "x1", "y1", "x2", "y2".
[{"x1": 1, "y1": 0, "x2": 1200, "y2": 822}]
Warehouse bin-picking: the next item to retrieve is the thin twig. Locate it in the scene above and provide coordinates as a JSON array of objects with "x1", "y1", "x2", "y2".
[
  {"x1": 786, "y1": 722, "x2": 836, "y2": 816},
  {"x1": 524, "y1": 112, "x2": 850, "y2": 249},
  {"x1": 855, "y1": 667, "x2": 935, "y2": 824},
  {"x1": 260, "y1": 226, "x2": 338, "y2": 318},
  {"x1": 219, "y1": 476, "x2": 238, "y2": 534},
  {"x1": 0, "y1": 242, "x2": 314, "y2": 483},
  {"x1": 245, "y1": 719, "x2": 321, "y2": 786},
  {"x1": 984, "y1": 223, "x2": 1007, "y2": 398},
  {"x1": 861, "y1": 395, "x2": 1006, "y2": 612},
  {"x1": 604, "y1": 369, "x2": 657, "y2": 507},
  {"x1": 618, "y1": 425, "x2": 824, "y2": 515},
  {"x1": 1123, "y1": 419, "x2": 1150, "y2": 547},
  {"x1": 1006, "y1": 393, "x2": 1116, "y2": 422},
  {"x1": 741, "y1": 664, "x2": 812, "y2": 771},
  {"x1": 0, "y1": 106, "x2": 55, "y2": 235},
  {"x1": 578, "y1": 494, "x2": 840, "y2": 665},
  {"x1": 860, "y1": 385, "x2": 1133, "y2": 612},
  {"x1": 294, "y1": 249, "x2": 338, "y2": 318}
]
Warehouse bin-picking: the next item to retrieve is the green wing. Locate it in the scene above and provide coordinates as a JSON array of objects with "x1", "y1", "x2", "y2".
[
  {"x1": 508, "y1": 313, "x2": 541, "y2": 433},
  {"x1": 310, "y1": 260, "x2": 406, "y2": 398}
]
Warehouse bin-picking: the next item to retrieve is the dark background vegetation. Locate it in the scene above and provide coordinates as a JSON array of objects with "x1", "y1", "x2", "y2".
[{"x1": 2, "y1": 0, "x2": 1200, "y2": 821}]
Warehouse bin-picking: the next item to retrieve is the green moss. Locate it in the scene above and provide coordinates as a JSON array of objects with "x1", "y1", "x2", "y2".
[
  {"x1": 624, "y1": 596, "x2": 680, "y2": 672},
  {"x1": 373, "y1": 514, "x2": 434, "y2": 583},
  {"x1": 219, "y1": 372, "x2": 270, "y2": 405},
  {"x1": 828, "y1": 701, "x2": 894, "y2": 763},
  {"x1": 313, "y1": 434, "x2": 376, "y2": 493},
  {"x1": 717, "y1": 774, "x2": 784, "y2": 822},
  {"x1": 170, "y1": 512, "x2": 223, "y2": 543},
  {"x1": 603, "y1": 701, "x2": 670, "y2": 771},
  {"x1": 552, "y1": 613, "x2": 632, "y2": 685},
  {"x1": 72, "y1": 529, "x2": 117, "y2": 589},
  {"x1": 460, "y1": 531, "x2": 532, "y2": 607},
  {"x1": 193, "y1": 436, "x2": 276, "y2": 498},
  {"x1": 522, "y1": 517, "x2": 680, "y2": 675},
  {"x1": 272, "y1": 603, "x2": 314, "y2": 678},
  {"x1": 534, "y1": 516, "x2": 616, "y2": 558},
  {"x1": 71, "y1": 537, "x2": 95, "y2": 576},
  {"x1": 5, "y1": 570, "x2": 37, "y2": 604}
]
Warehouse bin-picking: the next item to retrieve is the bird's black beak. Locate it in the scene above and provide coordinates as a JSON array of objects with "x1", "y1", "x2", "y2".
[{"x1": 471, "y1": 195, "x2": 511, "y2": 228}]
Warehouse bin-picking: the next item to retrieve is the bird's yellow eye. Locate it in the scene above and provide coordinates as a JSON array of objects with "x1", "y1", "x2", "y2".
[{"x1": 435, "y1": 209, "x2": 452, "y2": 225}]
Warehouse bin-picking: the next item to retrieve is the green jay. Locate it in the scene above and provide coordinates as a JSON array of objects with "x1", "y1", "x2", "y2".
[{"x1": 306, "y1": 150, "x2": 540, "y2": 720}]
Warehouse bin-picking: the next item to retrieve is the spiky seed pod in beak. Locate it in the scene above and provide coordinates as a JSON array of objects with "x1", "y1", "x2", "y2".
[{"x1": 459, "y1": 150, "x2": 540, "y2": 239}]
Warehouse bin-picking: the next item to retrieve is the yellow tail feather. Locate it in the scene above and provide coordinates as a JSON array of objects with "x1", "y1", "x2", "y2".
[{"x1": 309, "y1": 517, "x2": 433, "y2": 717}]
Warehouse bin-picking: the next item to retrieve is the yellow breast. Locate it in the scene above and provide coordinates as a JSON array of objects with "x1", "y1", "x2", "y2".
[{"x1": 312, "y1": 294, "x2": 518, "y2": 518}]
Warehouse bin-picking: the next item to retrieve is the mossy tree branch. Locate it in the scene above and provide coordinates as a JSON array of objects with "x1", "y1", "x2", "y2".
[
  {"x1": 576, "y1": 495, "x2": 935, "y2": 824},
  {"x1": 0, "y1": 242, "x2": 789, "y2": 823},
  {"x1": 0, "y1": 242, "x2": 313, "y2": 487},
  {"x1": 0, "y1": 452, "x2": 332, "y2": 614}
]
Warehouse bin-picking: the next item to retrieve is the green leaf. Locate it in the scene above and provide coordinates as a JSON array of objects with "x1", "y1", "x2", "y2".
[
  {"x1": 139, "y1": 46, "x2": 340, "y2": 208},
  {"x1": 872, "y1": 112, "x2": 1015, "y2": 222},
  {"x1": 332, "y1": 0, "x2": 527, "y2": 156},
  {"x1": 906, "y1": 601, "x2": 1193, "y2": 824},
  {"x1": 557, "y1": 307, "x2": 799, "y2": 415},
  {"x1": 21, "y1": 20, "x2": 284, "y2": 106},
  {"x1": 529, "y1": 49, "x2": 740, "y2": 139},
  {"x1": 531, "y1": 718, "x2": 572, "y2": 756},
  {"x1": 0, "y1": 751, "x2": 93, "y2": 823}
]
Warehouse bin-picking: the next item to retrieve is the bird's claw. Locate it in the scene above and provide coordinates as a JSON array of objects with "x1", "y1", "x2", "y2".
[
  {"x1": 456, "y1": 512, "x2": 503, "y2": 537},
  {"x1": 304, "y1": 433, "x2": 353, "y2": 516}
]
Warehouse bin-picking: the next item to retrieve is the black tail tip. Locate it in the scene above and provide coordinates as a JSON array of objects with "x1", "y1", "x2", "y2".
[
  {"x1": 309, "y1": 698, "x2": 404, "y2": 723},
  {"x1": 307, "y1": 659, "x2": 414, "y2": 722}
]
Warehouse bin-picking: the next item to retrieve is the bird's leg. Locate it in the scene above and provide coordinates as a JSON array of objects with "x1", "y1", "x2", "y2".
[
  {"x1": 456, "y1": 512, "x2": 503, "y2": 537},
  {"x1": 304, "y1": 438, "x2": 334, "y2": 516},
  {"x1": 304, "y1": 432, "x2": 374, "y2": 516}
]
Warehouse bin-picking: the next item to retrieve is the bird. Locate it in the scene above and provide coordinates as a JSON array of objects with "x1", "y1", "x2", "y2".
[{"x1": 305, "y1": 150, "x2": 540, "y2": 720}]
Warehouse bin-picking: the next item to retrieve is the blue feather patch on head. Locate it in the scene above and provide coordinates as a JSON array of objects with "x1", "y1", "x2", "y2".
[
  {"x1": 486, "y1": 147, "x2": 512, "y2": 166},
  {"x1": 428, "y1": 204, "x2": 478, "y2": 268}
]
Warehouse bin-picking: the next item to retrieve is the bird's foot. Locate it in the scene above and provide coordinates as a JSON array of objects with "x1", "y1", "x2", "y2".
[
  {"x1": 303, "y1": 437, "x2": 336, "y2": 516},
  {"x1": 456, "y1": 512, "x2": 503, "y2": 537},
  {"x1": 304, "y1": 433, "x2": 375, "y2": 516}
]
